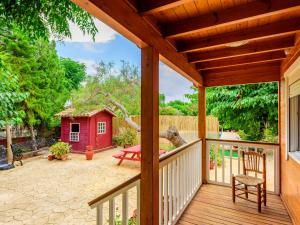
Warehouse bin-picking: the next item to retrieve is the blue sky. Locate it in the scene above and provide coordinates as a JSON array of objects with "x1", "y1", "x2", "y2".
[{"x1": 56, "y1": 20, "x2": 193, "y2": 102}]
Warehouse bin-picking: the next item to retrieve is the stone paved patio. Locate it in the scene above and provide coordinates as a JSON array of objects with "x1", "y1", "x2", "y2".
[{"x1": 0, "y1": 148, "x2": 140, "y2": 225}]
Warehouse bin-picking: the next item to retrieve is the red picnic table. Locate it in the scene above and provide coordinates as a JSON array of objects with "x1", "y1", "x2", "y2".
[{"x1": 113, "y1": 145, "x2": 166, "y2": 165}]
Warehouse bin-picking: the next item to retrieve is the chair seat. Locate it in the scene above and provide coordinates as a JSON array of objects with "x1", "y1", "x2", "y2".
[{"x1": 235, "y1": 174, "x2": 264, "y2": 186}]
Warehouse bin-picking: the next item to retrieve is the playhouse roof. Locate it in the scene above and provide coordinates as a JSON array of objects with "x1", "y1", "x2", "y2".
[{"x1": 56, "y1": 108, "x2": 116, "y2": 118}]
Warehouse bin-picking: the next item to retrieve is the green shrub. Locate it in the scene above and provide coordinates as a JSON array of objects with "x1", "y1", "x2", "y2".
[
  {"x1": 113, "y1": 128, "x2": 137, "y2": 147},
  {"x1": 263, "y1": 127, "x2": 278, "y2": 143},
  {"x1": 110, "y1": 207, "x2": 137, "y2": 225},
  {"x1": 209, "y1": 144, "x2": 222, "y2": 166},
  {"x1": 49, "y1": 142, "x2": 70, "y2": 157}
]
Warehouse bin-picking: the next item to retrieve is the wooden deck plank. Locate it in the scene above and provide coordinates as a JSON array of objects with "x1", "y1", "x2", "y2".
[{"x1": 177, "y1": 184, "x2": 292, "y2": 225}]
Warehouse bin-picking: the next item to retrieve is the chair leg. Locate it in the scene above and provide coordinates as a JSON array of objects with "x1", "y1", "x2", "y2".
[
  {"x1": 245, "y1": 185, "x2": 248, "y2": 199},
  {"x1": 263, "y1": 183, "x2": 267, "y2": 206},
  {"x1": 232, "y1": 176, "x2": 235, "y2": 203},
  {"x1": 257, "y1": 184, "x2": 261, "y2": 212}
]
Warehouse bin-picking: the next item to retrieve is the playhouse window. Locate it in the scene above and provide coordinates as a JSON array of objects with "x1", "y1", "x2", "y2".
[
  {"x1": 98, "y1": 122, "x2": 106, "y2": 134},
  {"x1": 70, "y1": 123, "x2": 80, "y2": 142}
]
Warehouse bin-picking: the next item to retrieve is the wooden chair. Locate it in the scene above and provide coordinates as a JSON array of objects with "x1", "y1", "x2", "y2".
[{"x1": 232, "y1": 151, "x2": 266, "y2": 212}]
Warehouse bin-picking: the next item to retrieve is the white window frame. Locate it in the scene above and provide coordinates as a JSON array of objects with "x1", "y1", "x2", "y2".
[
  {"x1": 70, "y1": 123, "x2": 80, "y2": 142},
  {"x1": 97, "y1": 122, "x2": 106, "y2": 134},
  {"x1": 284, "y1": 56, "x2": 300, "y2": 163}
]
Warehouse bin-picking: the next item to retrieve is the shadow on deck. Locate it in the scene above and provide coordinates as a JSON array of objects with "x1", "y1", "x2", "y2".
[{"x1": 177, "y1": 184, "x2": 292, "y2": 225}]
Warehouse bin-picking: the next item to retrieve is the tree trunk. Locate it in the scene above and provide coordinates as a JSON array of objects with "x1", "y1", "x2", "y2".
[
  {"x1": 82, "y1": 90, "x2": 188, "y2": 147},
  {"x1": 29, "y1": 125, "x2": 38, "y2": 153},
  {"x1": 6, "y1": 124, "x2": 13, "y2": 163},
  {"x1": 102, "y1": 93, "x2": 187, "y2": 147}
]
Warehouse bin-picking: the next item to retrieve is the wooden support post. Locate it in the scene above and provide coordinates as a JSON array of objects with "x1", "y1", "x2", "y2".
[
  {"x1": 141, "y1": 46, "x2": 159, "y2": 225},
  {"x1": 198, "y1": 86, "x2": 207, "y2": 183}
]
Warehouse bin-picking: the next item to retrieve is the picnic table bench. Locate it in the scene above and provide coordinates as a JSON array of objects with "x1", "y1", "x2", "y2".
[{"x1": 113, "y1": 145, "x2": 166, "y2": 165}]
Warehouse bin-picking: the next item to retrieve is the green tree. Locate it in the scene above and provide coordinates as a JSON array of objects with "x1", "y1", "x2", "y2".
[
  {"x1": 0, "y1": 0, "x2": 97, "y2": 40},
  {"x1": 206, "y1": 83, "x2": 278, "y2": 141},
  {"x1": 61, "y1": 58, "x2": 86, "y2": 90},
  {"x1": 72, "y1": 60, "x2": 141, "y2": 116},
  {"x1": 0, "y1": 56, "x2": 27, "y2": 160},
  {"x1": 1, "y1": 27, "x2": 80, "y2": 150}
]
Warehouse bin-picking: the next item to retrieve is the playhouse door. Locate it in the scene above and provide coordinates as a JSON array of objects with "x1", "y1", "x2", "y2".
[{"x1": 96, "y1": 136, "x2": 101, "y2": 148}]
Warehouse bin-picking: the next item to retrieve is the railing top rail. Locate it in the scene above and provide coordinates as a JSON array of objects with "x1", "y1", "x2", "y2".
[
  {"x1": 159, "y1": 139, "x2": 201, "y2": 163},
  {"x1": 88, "y1": 174, "x2": 141, "y2": 207},
  {"x1": 206, "y1": 138, "x2": 279, "y2": 147}
]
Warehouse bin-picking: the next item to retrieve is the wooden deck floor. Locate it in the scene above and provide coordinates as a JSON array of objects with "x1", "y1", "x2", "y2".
[{"x1": 177, "y1": 184, "x2": 292, "y2": 225}]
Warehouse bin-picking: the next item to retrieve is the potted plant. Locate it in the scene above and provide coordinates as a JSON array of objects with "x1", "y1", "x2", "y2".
[
  {"x1": 209, "y1": 144, "x2": 223, "y2": 169},
  {"x1": 49, "y1": 142, "x2": 71, "y2": 161},
  {"x1": 85, "y1": 145, "x2": 94, "y2": 160},
  {"x1": 209, "y1": 146, "x2": 216, "y2": 170}
]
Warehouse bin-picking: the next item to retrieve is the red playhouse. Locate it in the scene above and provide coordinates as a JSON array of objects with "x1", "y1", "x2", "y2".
[{"x1": 56, "y1": 108, "x2": 116, "y2": 153}]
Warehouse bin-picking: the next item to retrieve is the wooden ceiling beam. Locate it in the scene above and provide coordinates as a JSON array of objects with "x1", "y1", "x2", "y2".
[
  {"x1": 203, "y1": 62, "x2": 280, "y2": 87},
  {"x1": 188, "y1": 36, "x2": 295, "y2": 63},
  {"x1": 164, "y1": 0, "x2": 300, "y2": 39},
  {"x1": 196, "y1": 51, "x2": 286, "y2": 71},
  {"x1": 178, "y1": 18, "x2": 300, "y2": 53},
  {"x1": 139, "y1": 0, "x2": 192, "y2": 15},
  {"x1": 281, "y1": 33, "x2": 300, "y2": 75},
  {"x1": 71, "y1": 0, "x2": 202, "y2": 85}
]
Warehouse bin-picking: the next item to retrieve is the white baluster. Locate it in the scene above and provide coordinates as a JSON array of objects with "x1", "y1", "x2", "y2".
[
  {"x1": 214, "y1": 144, "x2": 217, "y2": 182},
  {"x1": 137, "y1": 181, "x2": 140, "y2": 225},
  {"x1": 163, "y1": 166, "x2": 168, "y2": 225},
  {"x1": 122, "y1": 191, "x2": 128, "y2": 225},
  {"x1": 222, "y1": 145, "x2": 225, "y2": 184},
  {"x1": 230, "y1": 145, "x2": 233, "y2": 185},
  {"x1": 109, "y1": 198, "x2": 115, "y2": 225},
  {"x1": 159, "y1": 168, "x2": 162, "y2": 225},
  {"x1": 168, "y1": 163, "x2": 173, "y2": 223},
  {"x1": 96, "y1": 204, "x2": 103, "y2": 225}
]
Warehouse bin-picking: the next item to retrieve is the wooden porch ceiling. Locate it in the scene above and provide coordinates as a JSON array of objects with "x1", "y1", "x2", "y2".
[{"x1": 72, "y1": 0, "x2": 300, "y2": 86}]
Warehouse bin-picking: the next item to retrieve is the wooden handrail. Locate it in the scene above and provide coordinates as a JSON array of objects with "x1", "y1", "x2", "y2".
[
  {"x1": 159, "y1": 139, "x2": 201, "y2": 162},
  {"x1": 88, "y1": 174, "x2": 141, "y2": 207},
  {"x1": 206, "y1": 138, "x2": 279, "y2": 147}
]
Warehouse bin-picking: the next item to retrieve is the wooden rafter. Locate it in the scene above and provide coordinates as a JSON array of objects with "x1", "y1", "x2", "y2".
[
  {"x1": 188, "y1": 36, "x2": 294, "y2": 63},
  {"x1": 203, "y1": 62, "x2": 280, "y2": 87},
  {"x1": 196, "y1": 51, "x2": 286, "y2": 71},
  {"x1": 71, "y1": 0, "x2": 202, "y2": 85},
  {"x1": 178, "y1": 18, "x2": 300, "y2": 53},
  {"x1": 138, "y1": 0, "x2": 192, "y2": 15},
  {"x1": 164, "y1": 0, "x2": 300, "y2": 38}
]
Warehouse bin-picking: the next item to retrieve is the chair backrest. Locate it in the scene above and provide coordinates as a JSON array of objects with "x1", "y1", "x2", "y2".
[{"x1": 242, "y1": 151, "x2": 266, "y2": 178}]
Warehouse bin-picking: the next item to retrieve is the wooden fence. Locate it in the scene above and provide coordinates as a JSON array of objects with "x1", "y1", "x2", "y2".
[{"x1": 113, "y1": 115, "x2": 219, "y2": 142}]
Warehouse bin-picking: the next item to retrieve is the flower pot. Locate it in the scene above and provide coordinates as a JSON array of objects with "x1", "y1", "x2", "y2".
[
  {"x1": 48, "y1": 154, "x2": 55, "y2": 161},
  {"x1": 123, "y1": 144, "x2": 131, "y2": 148},
  {"x1": 85, "y1": 145, "x2": 94, "y2": 160},
  {"x1": 55, "y1": 154, "x2": 68, "y2": 160},
  {"x1": 209, "y1": 160, "x2": 215, "y2": 170},
  {"x1": 61, "y1": 154, "x2": 68, "y2": 161}
]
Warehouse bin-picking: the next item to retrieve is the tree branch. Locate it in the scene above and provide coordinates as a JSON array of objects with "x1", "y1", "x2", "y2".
[{"x1": 95, "y1": 90, "x2": 187, "y2": 147}]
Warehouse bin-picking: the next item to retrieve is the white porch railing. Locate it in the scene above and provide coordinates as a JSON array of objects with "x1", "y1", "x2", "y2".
[
  {"x1": 88, "y1": 139, "x2": 202, "y2": 225},
  {"x1": 88, "y1": 174, "x2": 141, "y2": 225},
  {"x1": 159, "y1": 139, "x2": 202, "y2": 225},
  {"x1": 206, "y1": 139, "x2": 280, "y2": 194}
]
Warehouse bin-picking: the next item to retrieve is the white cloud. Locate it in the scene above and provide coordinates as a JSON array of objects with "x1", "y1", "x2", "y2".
[
  {"x1": 78, "y1": 59, "x2": 97, "y2": 75},
  {"x1": 159, "y1": 63, "x2": 194, "y2": 102},
  {"x1": 64, "y1": 19, "x2": 118, "y2": 43}
]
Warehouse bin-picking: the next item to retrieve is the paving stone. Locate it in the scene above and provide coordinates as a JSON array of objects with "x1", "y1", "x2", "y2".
[{"x1": 0, "y1": 148, "x2": 139, "y2": 225}]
